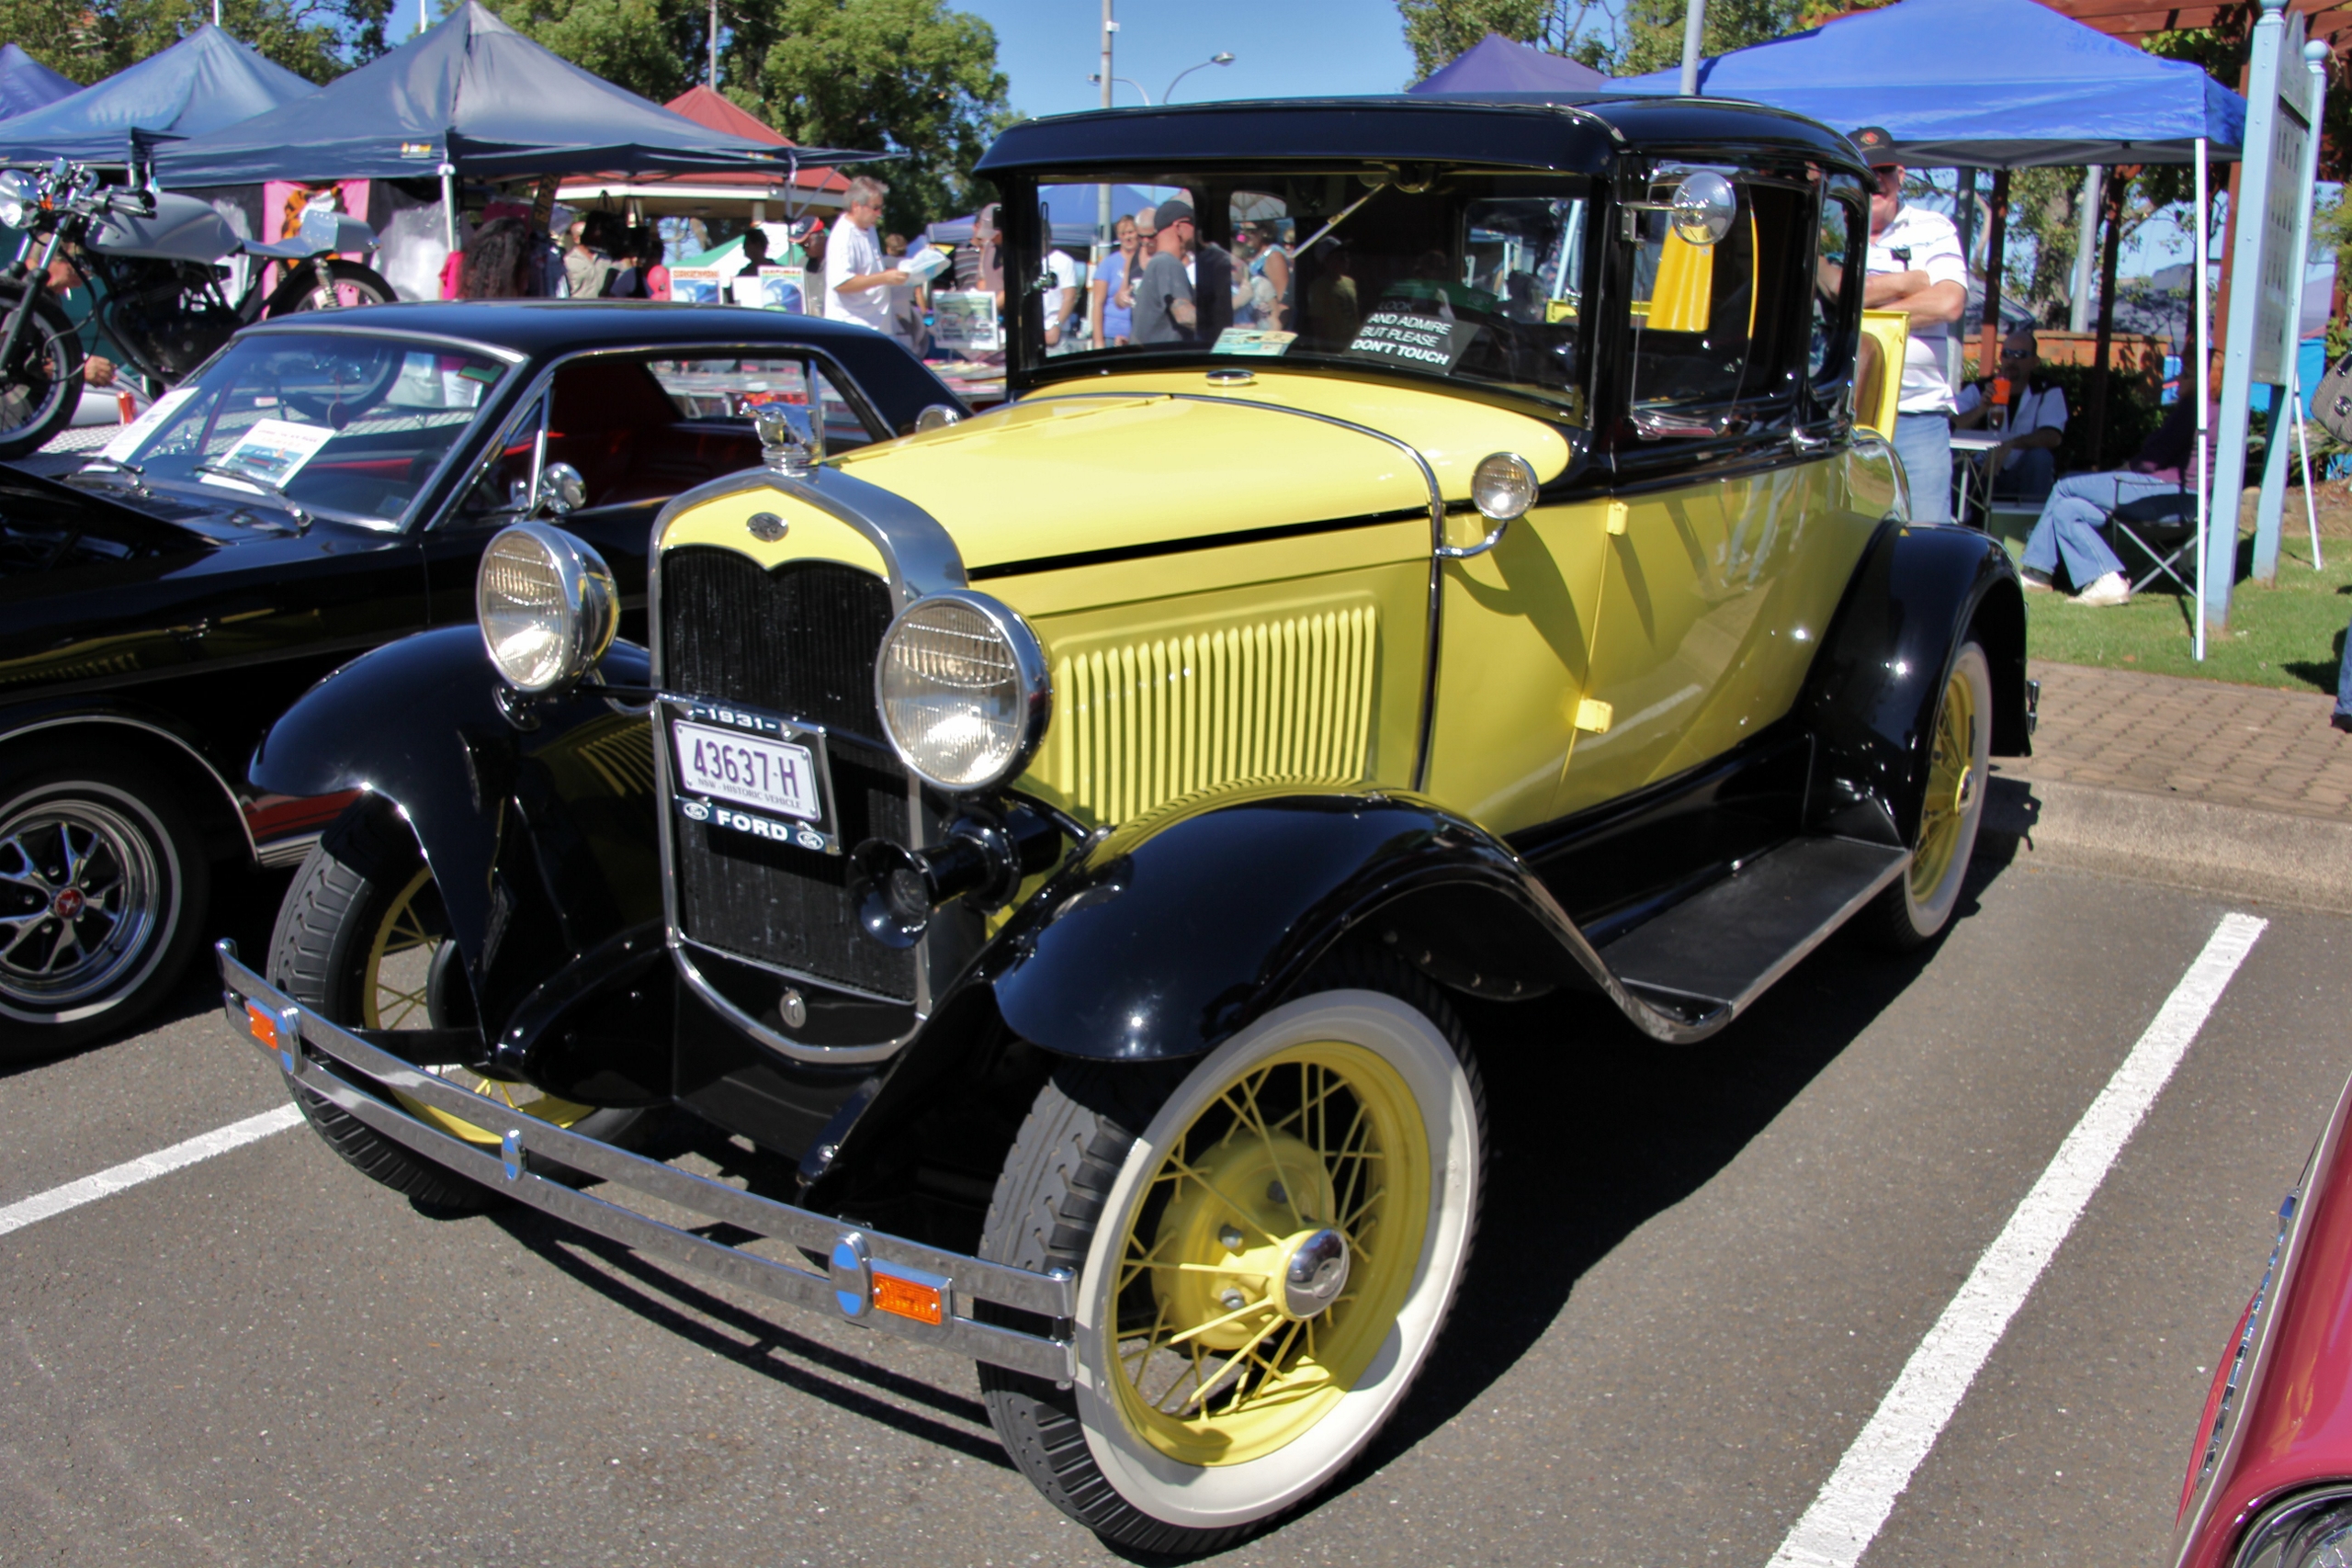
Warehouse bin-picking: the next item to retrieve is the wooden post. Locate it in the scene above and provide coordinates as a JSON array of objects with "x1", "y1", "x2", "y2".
[
  {"x1": 1976, "y1": 167, "x2": 2011, "y2": 380},
  {"x1": 2085, "y1": 168, "x2": 2132, "y2": 468}
]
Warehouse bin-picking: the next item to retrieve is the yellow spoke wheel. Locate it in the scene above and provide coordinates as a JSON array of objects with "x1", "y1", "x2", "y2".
[
  {"x1": 1110, "y1": 1041, "x2": 1427, "y2": 1467},
  {"x1": 978, "y1": 967, "x2": 1485, "y2": 1552},
  {"x1": 1867, "y1": 638, "x2": 1992, "y2": 950},
  {"x1": 362, "y1": 865, "x2": 596, "y2": 1145}
]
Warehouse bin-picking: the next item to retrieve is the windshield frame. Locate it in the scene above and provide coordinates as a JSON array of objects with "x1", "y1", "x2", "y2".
[
  {"x1": 118, "y1": 327, "x2": 527, "y2": 534},
  {"x1": 993, "y1": 165, "x2": 1600, "y2": 423}
]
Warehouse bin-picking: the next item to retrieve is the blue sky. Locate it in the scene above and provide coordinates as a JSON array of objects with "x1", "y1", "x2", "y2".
[{"x1": 956, "y1": 0, "x2": 1424, "y2": 118}]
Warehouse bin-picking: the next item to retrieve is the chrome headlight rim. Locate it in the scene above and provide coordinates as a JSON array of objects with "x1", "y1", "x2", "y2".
[
  {"x1": 1470, "y1": 450, "x2": 1540, "y2": 523},
  {"x1": 874, "y1": 588, "x2": 1052, "y2": 794},
  {"x1": 476, "y1": 521, "x2": 618, "y2": 694},
  {"x1": 0, "y1": 169, "x2": 40, "y2": 231},
  {"x1": 2230, "y1": 1483, "x2": 2352, "y2": 1568}
]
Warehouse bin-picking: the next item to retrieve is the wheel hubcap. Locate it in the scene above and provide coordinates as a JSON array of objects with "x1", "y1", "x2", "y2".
[{"x1": 0, "y1": 798, "x2": 159, "y2": 1011}]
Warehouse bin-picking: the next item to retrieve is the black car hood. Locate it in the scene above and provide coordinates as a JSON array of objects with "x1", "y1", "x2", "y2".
[{"x1": 0, "y1": 459, "x2": 305, "y2": 576}]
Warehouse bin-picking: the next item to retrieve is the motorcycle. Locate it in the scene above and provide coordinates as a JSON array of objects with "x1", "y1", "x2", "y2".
[{"x1": 0, "y1": 155, "x2": 397, "y2": 457}]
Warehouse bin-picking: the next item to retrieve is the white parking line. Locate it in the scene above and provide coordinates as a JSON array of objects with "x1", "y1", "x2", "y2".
[
  {"x1": 0, "y1": 1104, "x2": 304, "y2": 1238},
  {"x1": 1769, "y1": 910, "x2": 2268, "y2": 1568}
]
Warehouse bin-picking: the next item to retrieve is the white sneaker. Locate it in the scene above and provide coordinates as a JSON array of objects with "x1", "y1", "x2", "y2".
[
  {"x1": 2075, "y1": 571, "x2": 2132, "y2": 607},
  {"x1": 2020, "y1": 568, "x2": 2054, "y2": 592}
]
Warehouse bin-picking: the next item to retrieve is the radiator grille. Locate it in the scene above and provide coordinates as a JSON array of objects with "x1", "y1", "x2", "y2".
[
  {"x1": 1052, "y1": 605, "x2": 1378, "y2": 824},
  {"x1": 658, "y1": 546, "x2": 915, "y2": 1001}
]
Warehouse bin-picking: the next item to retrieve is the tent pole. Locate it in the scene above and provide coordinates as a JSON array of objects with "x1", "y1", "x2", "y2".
[
  {"x1": 2086, "y1": 168, "x2": 2123, "y2": 468},
  {"x1": 1977, "y1": 167, "x2": 2010, "y2": 382},
  {"x1": 439, "y1": 163, "x2": 458, "y2": 256},
  {"x1": 1679, "y1": 0, "x2": 1706, "y2": 95},
  {"x1": 2295, "y1": 360, "x2": 2324, "y2": 569},
  {"x1": 2195, "y1": 137, "x2": 2210, "y2": 664},
  {"x1": 2069, "y1": 166, "x2": 2101, "y2": 333}
]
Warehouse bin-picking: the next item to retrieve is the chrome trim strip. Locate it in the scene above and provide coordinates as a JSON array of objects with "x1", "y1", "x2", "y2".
[
  {"x1": 674, "y1": 942, "x2": 918, "y2": 1065},
  {"x1": 253, "y1": 829, "x2": 321, "y2": 869},
  {"x1": 216, "y1": 942, "x2": 1075, "y2": 1379},
  {"x1": 1018, "y1": 389, "x2": 1451, "y2": 792},
  {"x1": 233, "y1": 320, "x2": 532, "y2": 365},
  {"x1": 1, "y1": 712, "x2": 257, "y2": 862}
]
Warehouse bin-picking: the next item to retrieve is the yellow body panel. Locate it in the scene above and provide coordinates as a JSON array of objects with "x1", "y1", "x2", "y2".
[
  {"x1": 1858, "y1": 309, "x2": 1908, "y2": 440},
  {"x1": 1418, "y1": 500, "x2": 1614, "y2": 833},
  {"x1": 656, "y1": 488, "x2": 889, "y2": 576},
  {"x1": 1555, "y1": 455, "x2": 1881, "y2": 816}
]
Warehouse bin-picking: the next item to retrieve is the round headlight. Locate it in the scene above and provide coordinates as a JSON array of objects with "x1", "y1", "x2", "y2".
[
  {"x1": 477, "y1": 523, "x2": 617, "y2": 693},
  {"x1": 0, "y1": 169, "x2": 39, "y2": 231},
  {"x1": 1471, "y1": 452, "x2": 1540, "y2": 522},
  {"x1": 876, "y1": 591, "x2": 1050, "y2": 791}
]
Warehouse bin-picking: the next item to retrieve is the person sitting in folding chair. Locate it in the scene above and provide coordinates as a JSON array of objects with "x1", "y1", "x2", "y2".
[
  {"x1": 2019, "y1": 396, "x2": 2203, "y2": 607},
  {"x1": 1953, "y1": 328, "x2": 2065, "y2": 505}
]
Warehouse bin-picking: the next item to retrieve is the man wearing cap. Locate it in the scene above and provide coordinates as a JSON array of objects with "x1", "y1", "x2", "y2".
[
  {"x1": 1855, "y1": 126, "x2": 1968, "y2": 525},
  {"x1": 1132, "y1": 198, "x2": 1200, "y2": 345}
]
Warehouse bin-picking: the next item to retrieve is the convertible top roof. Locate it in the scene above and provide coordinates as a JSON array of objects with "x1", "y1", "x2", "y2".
[{"x1": 977, "y1": 94, "x2": 1871, "y2": 180}]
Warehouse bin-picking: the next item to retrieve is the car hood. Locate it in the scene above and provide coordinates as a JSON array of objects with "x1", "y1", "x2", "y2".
[
  {"x1": 825, "y1": 371, "x2": 1580, "y2": 574},
  {"x1": 0, "y1": 461, "x2": 311, "y2": 579}
]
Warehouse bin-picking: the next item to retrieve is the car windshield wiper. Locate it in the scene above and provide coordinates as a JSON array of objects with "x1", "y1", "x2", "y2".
[
  {"x1": 192, "y1": 462, "x2": 311, "y2": 529},
  {"x1": 69, "y1": 456, "x2": 149, "y2": 493}
]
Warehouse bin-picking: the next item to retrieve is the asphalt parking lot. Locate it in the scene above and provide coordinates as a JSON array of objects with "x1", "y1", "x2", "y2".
[{"x1": 4, "y1": 844, "x2": 2346, "y2": 1567}]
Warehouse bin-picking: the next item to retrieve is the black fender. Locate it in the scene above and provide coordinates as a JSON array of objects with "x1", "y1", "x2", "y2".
[
  {"x1": 1800, "y1": 518, "x2": 2028, "y2": 849},
  {"x1": 802, "y1": 786, "x2": 1698, "y2": 1206},
  {"x1": 250, "y1": 625, "x2": 663, "y2": 1057}
]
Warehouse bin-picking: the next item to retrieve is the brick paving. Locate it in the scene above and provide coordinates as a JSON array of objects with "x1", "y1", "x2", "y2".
[{"x1": 1996, "y1": 660, "x2": 2352, "y2": 822}]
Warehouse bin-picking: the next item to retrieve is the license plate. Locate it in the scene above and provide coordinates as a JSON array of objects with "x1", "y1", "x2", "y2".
[{"x1": 673, "y1": 719, "x2": 824, "y2": 823}]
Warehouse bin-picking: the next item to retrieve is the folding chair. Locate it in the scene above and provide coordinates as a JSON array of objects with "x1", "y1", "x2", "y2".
[{"x1": 2104, "y1": 482, "x2": 2197, "y2": 594}]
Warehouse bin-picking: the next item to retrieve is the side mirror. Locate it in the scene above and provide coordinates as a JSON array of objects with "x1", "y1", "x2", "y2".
[{"x1": 533, "y1": 461, "x2": 585, "y2": 517}]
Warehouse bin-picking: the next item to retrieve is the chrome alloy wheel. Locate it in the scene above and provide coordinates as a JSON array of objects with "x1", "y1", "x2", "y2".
[{"x1": 0, "y1": 796, "x2": 161, "y2": 1014}]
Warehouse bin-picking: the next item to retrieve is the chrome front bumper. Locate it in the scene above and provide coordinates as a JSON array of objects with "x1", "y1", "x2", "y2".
[{"x1": 214, "y1": 941, "x2": 1075, "y2": 1382}]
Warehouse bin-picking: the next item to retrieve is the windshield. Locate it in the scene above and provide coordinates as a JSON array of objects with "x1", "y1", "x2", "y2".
[
  {"x1": 109, "y1": 333, "x2": 510, "y2": 527},
  {"x1": 1011, "y1": 169, "x2": 1590, "y2": 418}
]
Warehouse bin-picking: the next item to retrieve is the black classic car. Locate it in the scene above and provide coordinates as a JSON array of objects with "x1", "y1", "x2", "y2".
[{"x1": 2, "y1": 302, "x2": 961, "y2": 1054}]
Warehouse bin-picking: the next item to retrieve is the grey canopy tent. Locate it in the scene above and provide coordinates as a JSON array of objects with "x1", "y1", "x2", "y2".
[
  {"x1": 0, "y1": 26, "x2": 314, "y2": 166},
  {"x1": 153, "y1": 2, "x2": 876, "y2": 186},
  {"x1": 0, "y1": 45, "x2": 78, "y2": 121}
]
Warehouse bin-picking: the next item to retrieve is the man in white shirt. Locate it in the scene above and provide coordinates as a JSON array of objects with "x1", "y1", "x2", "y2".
[
  {"x1": 1042, "y1": 243, "x2": 1082, "y2": 353},
  {"x1": 1854, "y1": 127, "x2": 1968, "y2": 524},
  {"x1": 1953, "y1": 327, "x2": 2065, "y2": 503},
  {"x1": 824, "y1": 175, "x2": 907, "y2": 332}
]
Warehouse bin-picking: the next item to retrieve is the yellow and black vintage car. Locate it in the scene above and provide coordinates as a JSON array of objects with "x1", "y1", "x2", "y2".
[{"x1": 220, "y1": 94, "x2": 2029, "y2": 1551}]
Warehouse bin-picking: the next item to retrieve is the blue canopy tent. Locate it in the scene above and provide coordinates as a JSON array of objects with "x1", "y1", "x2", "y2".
[
  {"x1": 0, "y1": 27, "x2": 313, "y2": 166},
  {"x1": 927, "y1": 182, "x2": 1162, "y2": 251},
  {"x1": 1617, "y1": 0, "x2": 2241, "y2": 168},
  {"x1": 1408, "y1": 32, "x2": 1610, "y2": 95},
  {"x1": 153, "y1": 3, "x2": 869, "y2": 186},
  {"x1": 0, "y1": 45, "x2": 77, "y2": 121}
]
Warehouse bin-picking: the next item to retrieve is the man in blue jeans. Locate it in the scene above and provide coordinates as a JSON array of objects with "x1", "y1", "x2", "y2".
[
  {"x1": 1856, "y1": 127, "x2": 1968, "y2": 523},
  {"x1": 2019, "y1": 396, "x2": 2203, "y2": 607},
  {"x1": 2335, "y1": 615, "x2": 2352, "y2": 733}
]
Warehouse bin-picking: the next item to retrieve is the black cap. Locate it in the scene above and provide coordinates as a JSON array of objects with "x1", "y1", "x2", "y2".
[
  {"x1": 1154, "y1": 198, "x2": 1195, "y2": 229},
  {"x1": 1850, "y1": 126, "x2": 1898, "y2": 164}
]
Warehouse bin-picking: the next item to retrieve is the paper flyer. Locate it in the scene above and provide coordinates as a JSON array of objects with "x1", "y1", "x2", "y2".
[
  {"x1": 1212, "y1": 328, "x2": 1296, "y2": 357},
  {"x1": 932, "y1": 290, "x2": 1001, "y2": 354},
  {"x1": 731, "y1": 268, "x2": 807, "y2": 313},
  {"x1": 200, "y1": 418, "x2": 335, "y2": 490},
  {"x1": 98, "y1": 387, "x2": 198, "y2": 462},
  {"x1": 668, "y1": 265, "x2": 724, "y2": 305},
  {"x1": 900, "y1": 247, "x2": 952, "y2": 285}
]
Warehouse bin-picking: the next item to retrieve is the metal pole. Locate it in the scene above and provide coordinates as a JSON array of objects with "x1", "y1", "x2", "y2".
[
  {"x1": 2069, "y1": 166, "x2": 2101, "y2": 333},
  {"x1": 708, "y1": 0, "x2": 718, "y2": 88},
  {"x1": 1679, "y1": 0, "x2": 1707, "y2": 96},
  {"x1": 439, "y1": 162, "x2": 458, "y2": 254},
  {"x1": 2252, "y1": 35, "x2": 2330, "y2": 585},
  {"x1": 1094, "y1": 0, "x2": 1114, "y2": 350},
  {"x1": 2195, "y1": 136, "x2": 2210, "y2": 662},
  {"x1": 2295, "y1": 361, "x2": 2324, "y2": 569}
]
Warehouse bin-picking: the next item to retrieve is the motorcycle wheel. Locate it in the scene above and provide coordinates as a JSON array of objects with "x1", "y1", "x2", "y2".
[
  {"x1": 260, "y1": 259, "x2": 397, "y2": 317},
  {"x1": 0, "y1": 283, "x2": 86, "y2": 460}
]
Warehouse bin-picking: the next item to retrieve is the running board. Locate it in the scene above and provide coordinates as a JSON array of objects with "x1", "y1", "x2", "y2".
[{"x1": 1594, "y1": 837, "x2": 1910, "y2": 1028}]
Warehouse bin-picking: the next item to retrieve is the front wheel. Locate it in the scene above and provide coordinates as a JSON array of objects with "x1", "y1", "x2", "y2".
[
  {"x1": 269, "y1": 805, "x2": 644, "y2": 1211},
  {"x1": 978, "y1": 959, "x2": 1487, "y2": 1552},
  {"x1": 260, "y1": 258, "x2": 396, "y2": 317},
  {"x1": 1862, "y1": 638, "x2": 1993, "y2": 950},
  {"x1": 0, "y1": 283, "x2": 85, "y2": 459}
]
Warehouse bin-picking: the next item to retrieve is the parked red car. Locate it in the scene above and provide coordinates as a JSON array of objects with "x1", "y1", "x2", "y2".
[{"x1": 2176, "y1": 1068, "x2": 2352, "y2": 1566}]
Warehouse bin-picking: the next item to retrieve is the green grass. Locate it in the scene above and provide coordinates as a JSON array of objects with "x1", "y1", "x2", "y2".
[{"x1": 2014, "y1": 527, "x2": 2352, "y2": 694}]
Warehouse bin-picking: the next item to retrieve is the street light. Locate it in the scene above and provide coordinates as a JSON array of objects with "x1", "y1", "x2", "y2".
[{"x1": 1164, "y1": 51, "x2": 1235, "y2": 104}]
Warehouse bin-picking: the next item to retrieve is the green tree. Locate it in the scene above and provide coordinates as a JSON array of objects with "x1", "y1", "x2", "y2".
[
  {"x1": 0, "y1": 0, "x2": 394, "y2": 85},
  {"x1": 1395, "y1": 0, "x2": 1612, "y2": 79},
  {"x1": 1613, "y1": 0, "x2": 1802, "y2": 77},
  {"x1": 478, "y1": 0, "x2": 705, "y2": 104},
  {"x1": 729, "y1": 0, "x2": 1009, "y2": 234}
]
